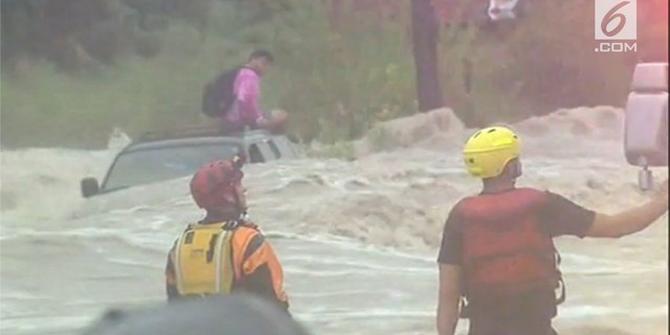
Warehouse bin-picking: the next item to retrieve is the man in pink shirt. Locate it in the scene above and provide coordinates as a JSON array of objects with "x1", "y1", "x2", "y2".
[{"x1": 221, "y1": 50, "x2": 288, "y2": 134}]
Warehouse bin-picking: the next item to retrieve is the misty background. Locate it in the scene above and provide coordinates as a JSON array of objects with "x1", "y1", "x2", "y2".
[{"x1": 2, "y1": 0, "x2": 667, "y2": 149}]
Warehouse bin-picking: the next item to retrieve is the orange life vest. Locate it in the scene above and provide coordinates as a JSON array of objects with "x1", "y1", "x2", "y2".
[{"x1": 171, "y1": 220, "x2": 288, "y2": 304}]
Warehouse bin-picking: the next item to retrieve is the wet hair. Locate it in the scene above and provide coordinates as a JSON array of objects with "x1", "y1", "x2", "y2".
[{"x1": 249, "y1": 50, "x2": 274, "y2": 63}]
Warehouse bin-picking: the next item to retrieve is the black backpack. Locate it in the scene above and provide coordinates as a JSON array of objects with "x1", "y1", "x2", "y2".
[{"x1": 201, "y1": 67, "x2": 241, "y2": 118}]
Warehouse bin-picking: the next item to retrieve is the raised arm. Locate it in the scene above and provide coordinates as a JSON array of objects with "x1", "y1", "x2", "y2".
[{"x1": 586, "y1": 180, "x2": 668, "y2": 238}]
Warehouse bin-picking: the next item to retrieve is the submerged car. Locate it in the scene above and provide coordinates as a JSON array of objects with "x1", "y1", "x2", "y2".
[{"x1": 80, "y1": 128, "x2": 299, "y2": 198}]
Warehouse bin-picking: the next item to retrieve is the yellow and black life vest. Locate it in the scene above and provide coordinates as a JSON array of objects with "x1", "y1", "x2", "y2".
[{"x1": 173, "y1": 222, "x2": 236, "y2": 296}]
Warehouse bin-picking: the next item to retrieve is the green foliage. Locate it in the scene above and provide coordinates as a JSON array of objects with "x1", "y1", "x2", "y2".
[
  {"x1": 437, "y1": 0, "x2": 653, "y2": 127},
  {"x1": 1, "y1": 20, "x2": 226, "y2": 148},
  {"x1": 2, "y1": 0, "x2": 419, "y2": 147},
  {"x1": 266, "y1": 3, "x2": 416, "y2": 144},
  {"x1": 0, "y1": 0, "x2": 216, "y2": 70},
  {"x1": 1, "y1": 0, "x2": 667, "y2": 148},
  {"x1": 366, "y1": 126, "x2": 400, "y2": 152}
]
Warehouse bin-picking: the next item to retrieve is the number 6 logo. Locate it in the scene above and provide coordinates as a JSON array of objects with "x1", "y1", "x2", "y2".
[
  {"x1": 601, "y1": 1, "x2": 629, "y2": 37},
  {"x1": 595, "y1": 0, "x2": 637, "y2": 40}
]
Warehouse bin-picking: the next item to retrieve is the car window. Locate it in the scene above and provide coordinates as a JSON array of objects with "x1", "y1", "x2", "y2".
[
  {"x1": 268, "y1": 139, "x2": 282, "y2": 159},
  {"x1": 102, "y1": 143, "x2": 240, "y2": 191},
  {"x1": 248, "y1": 143, "x2": 265, "y2": 163},
  {"x1": 272, "y1": 136, "x2": 296, "y2": 158}
]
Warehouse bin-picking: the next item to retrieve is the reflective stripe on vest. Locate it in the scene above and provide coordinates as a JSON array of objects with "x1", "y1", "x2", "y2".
[{"x1": 174, "y1": 223, "x2": 235, "y2": 296}]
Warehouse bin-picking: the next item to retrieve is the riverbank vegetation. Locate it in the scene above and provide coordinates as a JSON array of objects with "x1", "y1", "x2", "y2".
[{"x1": 1, "y1": 0, "x2": 667, "y2": 148}]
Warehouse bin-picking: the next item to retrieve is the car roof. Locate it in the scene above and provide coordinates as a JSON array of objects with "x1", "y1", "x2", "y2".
[
  {"x1": 123, "y1": 127, "x2": 277, "y2": 153},
  {"x1": 123, "y1": 137, "x2": 243, "y2": 153}
]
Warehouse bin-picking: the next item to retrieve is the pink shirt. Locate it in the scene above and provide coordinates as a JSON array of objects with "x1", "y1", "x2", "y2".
[{"x1": 225, "y1": 68, "x2": 265, "y2": 128}]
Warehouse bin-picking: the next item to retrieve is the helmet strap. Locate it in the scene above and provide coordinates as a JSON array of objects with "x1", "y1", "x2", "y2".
[
  {"x1": 509, "y1": 159, "x2": 523, "y2": 179},
  {"x1": 203, "y1": 207, "x2": 241, "y2": 224},
  {"x1": 231, "y1": 184, "x2": 248, "y2": 221}
]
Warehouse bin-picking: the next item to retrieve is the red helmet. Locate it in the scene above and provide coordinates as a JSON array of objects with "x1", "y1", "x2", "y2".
[{"x1": 190, "y1": 155, "x2": 245, "y2": 209}]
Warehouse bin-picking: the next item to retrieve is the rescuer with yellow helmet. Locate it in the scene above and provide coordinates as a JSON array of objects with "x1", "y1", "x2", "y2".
[
  {"x1": 436, "y1": 126, "x2": 668, "y2": 335},
  {"x1": 165, "y1": 155, "x2": 289, "y2": 311}
]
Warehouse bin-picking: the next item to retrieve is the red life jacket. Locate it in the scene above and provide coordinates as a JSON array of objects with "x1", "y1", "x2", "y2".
[{"x1": 456, "y1": 188, "x2": 561, "y2": 301}]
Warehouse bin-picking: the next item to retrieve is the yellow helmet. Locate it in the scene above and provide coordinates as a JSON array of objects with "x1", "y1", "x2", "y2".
[{"x1": 463, "y1": 126, "x2": 521, "y2": 179}]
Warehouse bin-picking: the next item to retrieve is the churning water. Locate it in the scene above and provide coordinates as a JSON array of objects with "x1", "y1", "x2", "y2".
[{"x1": 1, "y1": 107, "x2": 667, "y2": 335}]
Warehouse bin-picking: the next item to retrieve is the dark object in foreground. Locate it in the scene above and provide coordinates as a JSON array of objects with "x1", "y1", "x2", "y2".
[{"x1": 81, "y1": 295, "x2": 309, "y2": 335}]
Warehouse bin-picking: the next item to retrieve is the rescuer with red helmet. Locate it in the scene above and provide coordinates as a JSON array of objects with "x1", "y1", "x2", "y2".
[{"x1": 165, "y1": 155, "x2": 289, "y2": 311}]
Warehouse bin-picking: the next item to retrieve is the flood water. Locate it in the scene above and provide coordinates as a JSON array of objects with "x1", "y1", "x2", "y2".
[{"x1": 1, "y1": 107, "x2": 667, "y2": 335}]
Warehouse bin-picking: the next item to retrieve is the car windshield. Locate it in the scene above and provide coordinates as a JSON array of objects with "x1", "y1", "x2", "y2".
[{"x1": 102, "y1": 142, "x2": 240, "y2": 191}]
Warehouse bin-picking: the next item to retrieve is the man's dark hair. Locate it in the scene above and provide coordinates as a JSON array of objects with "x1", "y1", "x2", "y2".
[{"x1": 249, "y1": 50, "x2": 274, "y2": 63}]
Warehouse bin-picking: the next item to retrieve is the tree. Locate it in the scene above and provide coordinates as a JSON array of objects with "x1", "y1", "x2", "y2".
[{"x1": 411, "y1": 0, "x2": 444, "y2": 112}]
